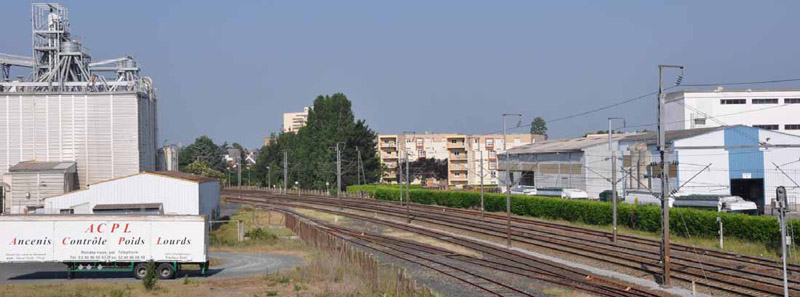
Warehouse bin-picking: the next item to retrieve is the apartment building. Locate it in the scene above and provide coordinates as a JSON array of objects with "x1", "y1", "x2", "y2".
[
  {"x1": 665, "y1": 88, "x2": 800, "y2": 135},
  {"x1": 377, "y1": 132, "x2": 543, "y2": 186},
  {"x1": 282, "y1": 107, "x2": 310, "y2": 133}
]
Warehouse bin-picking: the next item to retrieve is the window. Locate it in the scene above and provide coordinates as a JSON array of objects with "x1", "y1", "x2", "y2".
[
  {"x1": 752, "y1": 98, "x2": 778, "y2": 104},
  {"x1": 451, "y1": 139, "x2": 457, "y2": 144},
  {"x1": 60, "y1": 209, "x2": 74, "y2": 214},
  {"x1": 474, "y1": 139, "x2": 479, "y2": 144},
  {"x1": 490, "y1": 171, "x2": 497, "y2": 178},
  {"x1": 454, "y1": 151, "x2": 460, "y2": 156},
  {"x1": 489, "y1": 151, "x2": 496, "y2": 158},
  {"x1": 720, "y1": 99, "x2": 746, "y2": 105},
  {"x1": 786, "y1": 98, "x2": 800, "y2": 104},
  {"x1": 406, "y1": 139, "x2": 411, "y2": 143},
  {"x1": 454, "y1": 172, "x2": 460, "y2": 177},
  {"x1": 489, "y1": 161, "x2": 497, "y2": 169},
  {"x1": 486, "y1": 139, "x2": 494, "y2": 147},
  {"x1": 753, "y1": 124, "x2": 779, "y2": 130},
  {"x1": 694, "y1": 118, "x2": 706, "y2": 125},
  {"x1": 786, "y1": 124, "x2": 800, "y2": 130},
  {"x1": 418, "y1": 150, "x2": 426, "y2": 158}
]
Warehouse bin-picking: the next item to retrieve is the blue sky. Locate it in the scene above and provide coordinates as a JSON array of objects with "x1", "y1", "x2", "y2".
[{"x1": 2, "y1": 1, "x2": 799, "y2": 148}]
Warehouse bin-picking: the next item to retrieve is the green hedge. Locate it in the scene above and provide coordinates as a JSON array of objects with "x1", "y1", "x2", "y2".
[{"x1": 347, "y1": 185, "x2": 799, "y2": 245}]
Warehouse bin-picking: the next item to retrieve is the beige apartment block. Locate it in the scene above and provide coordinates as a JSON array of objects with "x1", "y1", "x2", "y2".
[
  {"x1": 282, "y1": 107, "x2": 310, "y2": 133},
  {"x1": 378, "y1": 132, "x2": 543, "y2": 186}
]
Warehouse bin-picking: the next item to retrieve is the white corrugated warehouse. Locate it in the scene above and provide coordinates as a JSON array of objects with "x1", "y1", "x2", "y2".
[{"x1": 43, "y1": 171, "x2": 220, "y2": 218}]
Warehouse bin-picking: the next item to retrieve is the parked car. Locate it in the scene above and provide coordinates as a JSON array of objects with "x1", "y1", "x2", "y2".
[{"x1": 510, "y1": 185, "x2": 537, "y2": 195}]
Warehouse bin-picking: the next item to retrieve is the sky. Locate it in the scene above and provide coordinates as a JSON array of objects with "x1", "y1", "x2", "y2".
[{"x1": 2, "y1": 1, "x2": 800, "y2": 148}]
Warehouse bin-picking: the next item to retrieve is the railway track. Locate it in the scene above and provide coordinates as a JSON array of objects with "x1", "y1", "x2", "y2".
[
  {"x1": 280, "y1": 202, "x2": 669, "y2": 296},
  {"x1": 224, "y1": 189, "x2": 800, "y2": 296}
]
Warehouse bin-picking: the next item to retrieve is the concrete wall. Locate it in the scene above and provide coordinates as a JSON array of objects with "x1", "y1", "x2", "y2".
[{"x1": 665, "y1": 90, "x2": 800, "y2": 135}]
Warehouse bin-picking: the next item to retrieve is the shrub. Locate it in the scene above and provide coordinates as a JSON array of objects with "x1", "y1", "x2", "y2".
[
  {"x1": 142, "y1": 261, "x2": 158, "y2": 291},
  {"x1": 346, "y1": 185, "x2": 800, "y2": 245},
  {"x1": 245, "y1": 228, "x2": 278, "y2": 242}
]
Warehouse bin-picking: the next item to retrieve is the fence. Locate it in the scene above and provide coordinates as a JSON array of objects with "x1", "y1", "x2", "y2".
[{"x1": 284, "y1": 211, "x2": 435, "y2": 296}]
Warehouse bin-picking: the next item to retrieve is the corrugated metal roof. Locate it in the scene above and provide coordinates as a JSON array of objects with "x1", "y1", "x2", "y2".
[
  {"x1": 93, "y1": 203, "x2": 163, "y2": 211},
  {"x1": 144, "y1": 171, "x2": 218, "y2": 183},
  {"x1": 8, "y1": 161, "x2": 76, "y2": 172},
  {"x1": 620, "y1": 126, "x2": 726, "y2": 144},
  {"x1": 506, "y1": 134, "x2": 638, "y2": 154},
  {"x1": 506, "y1": 127, "x2": 739, "y2": 155}
]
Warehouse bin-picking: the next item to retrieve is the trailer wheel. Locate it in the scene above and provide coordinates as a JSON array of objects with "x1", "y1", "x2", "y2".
[
  {"x1": 157, "y1": 263, "x2": 175, "y2": 279},
  {"x1": 133, "y1": 263, "x2": 148, "y2": 279}
]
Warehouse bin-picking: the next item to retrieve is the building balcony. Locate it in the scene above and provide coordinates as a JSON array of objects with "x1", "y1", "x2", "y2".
[
  {"x1": 449, "y1": 174, "x2": 468, "y2": 181},
  {"x1": 447, "y1": 142, "x2": 466, "y2": 149},
  {"x1": 380, "y1": 142, "x2": 397, "y2": 148},
  {"x1": 450, "y1": 154, "x2": 467, "y2": 161},
  {"x1": 384, "y1": 162, "x2": 397, "y2": 168},
  {"x1": 382, "y1": 154, "x2": 399, "y2": 159},
  {"x1": 449, "y1": 163, "x2": 469, "y2": 171}
]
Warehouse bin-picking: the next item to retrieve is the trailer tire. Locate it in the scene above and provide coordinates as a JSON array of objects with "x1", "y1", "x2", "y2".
[
  {"x1": 157, "y1": 263, "x2": 175, "y2": 279},
  {"x1": 133, "y1": 263, "x2": 148, "y2": 279}
]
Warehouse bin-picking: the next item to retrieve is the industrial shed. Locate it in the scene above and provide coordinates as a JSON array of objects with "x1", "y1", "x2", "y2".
[
  {"x1": 619, "y1": 125, "x2": 800, "y2": 214},
  {"x1": 499, "y1": 135, "x2": 629, "y2": 199},
  {"x1": 1, "y1": 161, "x2": 78, "y2": 214},
  {"x1": 43, "y1": 171, "x2": 220, "y2": 218}
]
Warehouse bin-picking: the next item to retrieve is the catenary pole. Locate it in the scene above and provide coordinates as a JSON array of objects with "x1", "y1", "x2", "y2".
[
  {"x1": 403, "y1": 132, "x2": 415, "y2": 224},
  {"x1": 480, "y1": 149, "x2": 485, "y2": 219},
  {"x1": 608, "y1": 117, "x2": 625, "y2": 243},
  {"x1": 502, "y1": 113, "x2": 521, "y2": 247},
  {"x1": 283, "y1": 151, "x2": 288, "y2": 195},
  {"x1": 336, "y1": 142, "x2": 343, "y2": 210},
  {"x1": 658, "y1": 64, "x2": 683, "y2": 287}
]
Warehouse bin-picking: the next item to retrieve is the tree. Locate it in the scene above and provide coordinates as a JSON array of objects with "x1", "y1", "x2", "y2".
[
  {"x1": 407, "y1": 158, "x2": 448, "y2": 183},
  {"x1": 254, "y1": 93, "x2": 381, "y2": 191},
  {"x1": 530, "y1": 117, "x2": 548, "y2": 139},
  {"x1": 183, "y1": 161, "x2": 225, "y2": 180},
  {"x1": 179, "y1": 136, "x2": 226, "y2": 172}
]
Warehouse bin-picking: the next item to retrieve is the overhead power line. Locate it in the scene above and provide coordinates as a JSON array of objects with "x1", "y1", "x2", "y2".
[{"x1": 488, "y1": 76, "x2": 800, "y2": 135}]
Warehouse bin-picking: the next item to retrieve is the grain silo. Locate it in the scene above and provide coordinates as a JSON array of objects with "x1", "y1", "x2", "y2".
[{"x1": 0, "y1": 3, "x2": 158, "y2": 213}]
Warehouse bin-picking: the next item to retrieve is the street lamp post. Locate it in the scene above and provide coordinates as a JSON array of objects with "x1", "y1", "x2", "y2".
[
  {"x1": 607, "y1": 117, "x2": 625, "y2": 243},
  {"x1": 502, "y1": 113, "x2": 522, "y2": 247}
]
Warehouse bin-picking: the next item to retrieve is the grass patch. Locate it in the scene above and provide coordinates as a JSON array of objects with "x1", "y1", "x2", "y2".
[{"x1": 543, "y1": 215, "x2": 800, "y2": 263}]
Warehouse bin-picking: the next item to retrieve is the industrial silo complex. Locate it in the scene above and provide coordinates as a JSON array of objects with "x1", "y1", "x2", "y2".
[{"x1": 0, "y1": 3, "x2": 158, "y2": 213}]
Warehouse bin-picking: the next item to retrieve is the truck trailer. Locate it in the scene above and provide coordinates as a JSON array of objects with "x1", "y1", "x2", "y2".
[{"x1": 0, "y1": 215, "x2": 209, "y2": 279}]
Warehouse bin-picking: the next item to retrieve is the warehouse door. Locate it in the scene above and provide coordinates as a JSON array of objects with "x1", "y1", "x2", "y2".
[{"x1": 730, "y1": 178, "x2": 764, "y2": 214}]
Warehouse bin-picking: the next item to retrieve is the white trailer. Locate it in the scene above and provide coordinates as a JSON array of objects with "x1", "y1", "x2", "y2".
[{"x1": 0, "y1": 215, "x2": 208, "y2": 279}]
